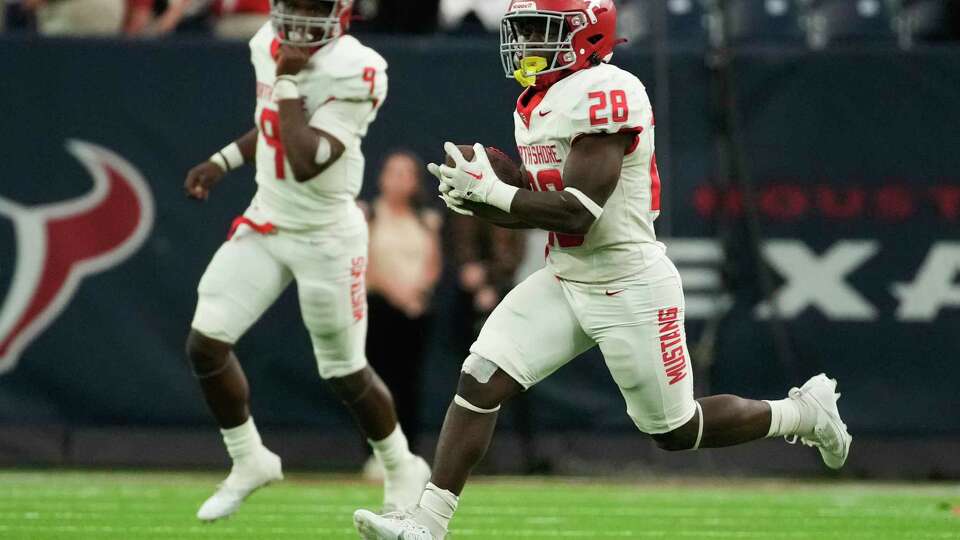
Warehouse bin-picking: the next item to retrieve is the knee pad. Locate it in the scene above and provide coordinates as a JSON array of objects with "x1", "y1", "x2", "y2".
[
  {"x1": 461, "y1": 354, "x2": 499, "y2": 384},
  {"x1": 454, "y1": 355, "x2": 503, "y2": 414}
]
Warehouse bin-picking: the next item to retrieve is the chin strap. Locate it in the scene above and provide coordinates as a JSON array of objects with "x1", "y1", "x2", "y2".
[{"x1": 514, "y1": 56, "x2": 549, "y2": 88}]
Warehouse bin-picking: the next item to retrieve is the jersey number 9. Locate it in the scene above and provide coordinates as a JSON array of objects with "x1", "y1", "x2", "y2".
[{"x1": 259, "y1": 109, "x2": 286, "y2": 180}]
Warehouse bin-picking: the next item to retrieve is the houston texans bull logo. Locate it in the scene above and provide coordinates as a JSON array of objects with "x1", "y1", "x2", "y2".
[{"x1": 0, "y1": 140, "x2": 154, "y2": 374}]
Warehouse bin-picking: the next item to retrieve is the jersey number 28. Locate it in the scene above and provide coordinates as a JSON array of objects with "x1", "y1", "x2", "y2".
[{"x1": 588, "y1": 90, "x2": 629, "y2": 126}]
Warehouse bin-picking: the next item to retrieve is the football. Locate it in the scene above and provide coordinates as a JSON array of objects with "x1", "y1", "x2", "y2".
[{"x1": 445, "y1": 144, "x2": 527, "y2": 188}]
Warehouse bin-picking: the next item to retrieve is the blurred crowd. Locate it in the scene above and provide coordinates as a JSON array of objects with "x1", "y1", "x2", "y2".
[
  {"x1": 0, "y1": 0, "x2": 443, "y2": 38},
  {"x1": 1, "y1": 0, "x2": 270, "y2": 37},
  {"x1": 613, "y1": 0, "x2": 960, "y2": 49},
  {"x1": 3, "y1": 0, "x2": 957, "y2": 46}
]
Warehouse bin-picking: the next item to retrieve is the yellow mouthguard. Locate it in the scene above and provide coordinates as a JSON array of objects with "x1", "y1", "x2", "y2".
[{"x1": 513, "y1": 57, "x2": 549, "y2": 87}]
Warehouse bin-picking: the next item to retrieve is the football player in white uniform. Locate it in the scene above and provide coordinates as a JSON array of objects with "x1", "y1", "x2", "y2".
[
  {"x1": 353, "y1": 1, "x2": 852, "y2": 538},
  {"x1": 182, "y1": 0, "x2": 429, "y2": 522}
]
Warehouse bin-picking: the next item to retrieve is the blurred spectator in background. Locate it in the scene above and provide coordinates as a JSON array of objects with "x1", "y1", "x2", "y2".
[
  {"x1": 364, "y1": 150, "x2": 442, "y2": 467},
  {"x1": 10, "y1": 0, "x2": 211, "y2": 36},
  {"x1": 2, "y1": 1, "x2": 35, "y2": 33},
  {"x1": 23, "y1": 0, "x2": 125, "y2": 35},
  {"x1": 124, "y1": 0, "x2": 211, "y2": 36},
  {"x1": 209, "y1": 0, "x2": 268, "y2": 39},
  {"x1": 446, "y1": 213, "x2": 524, "y2": 341},
  {"x1": 124, "y1": 0, "x2": 160, "y2": 35},
  {"x1": 439, "y1": 0, "x2": 508, "y2": 32}
]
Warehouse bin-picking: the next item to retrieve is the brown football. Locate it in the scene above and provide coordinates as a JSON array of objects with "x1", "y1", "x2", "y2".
[{"x1": 445, "y1": 145, "x2": 526, "y2": 188}]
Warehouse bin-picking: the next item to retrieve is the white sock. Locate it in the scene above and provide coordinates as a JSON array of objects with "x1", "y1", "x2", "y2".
[
  {"x1": 765, "y1": 399, "x2": 815, "y2": 438},
  {"x1": 415, "y1": 482, "x2": 458, "y2": 536},
  {"x1": 368, "y1": 425, "x2": 413, "y2": 472},
  {"x1": 221, "y1": 417, "x2": 263, "y2": 462}
]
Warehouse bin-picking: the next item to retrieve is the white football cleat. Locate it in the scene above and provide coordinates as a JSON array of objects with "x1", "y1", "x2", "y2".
[
  {"x1": 382, "y1": 456, "x2": 431, "y2": 513},
  {"x1": 354, "y1": 509, "x2": 436, "y2": 540},
  {"x1": 196, "y1": 447, "x2": 283, "y2": 521},
  {"x1": 787, "y1": 373, "x2": 852, "y2": 469}
]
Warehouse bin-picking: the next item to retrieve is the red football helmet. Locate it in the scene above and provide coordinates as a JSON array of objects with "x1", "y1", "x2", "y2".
[
  {"x1": 270, "y1": 0, "x2": 353, "y2": 47},
  {"x1": 500, "y1": 0, "x2": 619, "y2": 88}
]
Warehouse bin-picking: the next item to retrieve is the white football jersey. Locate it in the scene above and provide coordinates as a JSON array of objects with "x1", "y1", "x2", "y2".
[
  {"x1": 513, "y1": 63, "x2": 664, "y2": 283},
  {"x1": 248, "y1": 23, "x2": 388, "y2": 232}
]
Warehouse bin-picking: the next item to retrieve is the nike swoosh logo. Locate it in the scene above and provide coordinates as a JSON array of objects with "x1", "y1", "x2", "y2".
[
  {"x1": 539, "y1": 110, "x2": 552, "y2": 117},
  {"x1": 466, "y1": 170, "x2": 483, "y2": 180},
  {"x1": 605, "y1": 289, "x2": 626, "y2": 297}
]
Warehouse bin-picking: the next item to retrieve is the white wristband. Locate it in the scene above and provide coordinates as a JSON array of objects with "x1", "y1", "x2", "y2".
[
  {"x1": 209, "y1": 152, "x2": 228, "y2": 172},
  {"x1": 273, "y1": 78, "x2": 300, "y2": 101},
  {"x1": 486, "y1": 181, "x2": 520, "y2": 213},
  {"x1": 221, "y1": 142, "x2": 245, "y2": 170},
  {"x1": 209, "y1": 142, "x2": 244, "y2": 172}
]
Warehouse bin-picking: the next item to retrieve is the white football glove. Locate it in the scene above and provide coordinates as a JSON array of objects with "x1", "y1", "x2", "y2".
[
  {"x1": 429, "y1": 161, "x2": 474, "y2": 216},
  {"x1": 432, "y1": 142, "x2": 519, "y2": 213},
  {"x1": 437, "y1": 180, "x2": 474, "y2": 216}
]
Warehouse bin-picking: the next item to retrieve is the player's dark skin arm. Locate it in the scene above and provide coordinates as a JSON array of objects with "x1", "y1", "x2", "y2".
[
  {"x1": 276, "y1": 99, "x2": 345, "y2": 182},
  {"x1": 462, "y1": 203, "x2": 532, "y2": 229},
  {"x1": 233, "y1": 127, "x2": 259, "y2": 162},
  {"x1": 275, "y1": 45, "x2": 346, "y2": 183},
  {"x1": 183, "y1": 128, "x2": 258, "y2": 200},
  {"x1": 236, "y1": 128, "x2": 260, "y2": 163},
  {"x1": 461, "y1": 134, "x2": 630, "y2": 230},
  {"x1": 507, "y1": 132, "x2": 634, "y2": 235}
]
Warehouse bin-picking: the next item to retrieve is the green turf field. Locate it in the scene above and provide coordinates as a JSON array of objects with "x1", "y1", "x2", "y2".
[{"x1": 0, "y1": 471, "x2": 957, "y2": 539}]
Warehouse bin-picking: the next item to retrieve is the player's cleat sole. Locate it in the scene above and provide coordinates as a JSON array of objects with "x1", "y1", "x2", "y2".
[
  {"x1": 382, "y1": 456, "x2": 432, "y2": 514},
  {"x1": 354, "y1": 509, "x2": 435, "y2": 540},
  {"x1": 196, "y1": 448, "x2": 283, "y2": 521},
  {"x1": 789, "y1": 373, "x2": 852, "y2": 469}
]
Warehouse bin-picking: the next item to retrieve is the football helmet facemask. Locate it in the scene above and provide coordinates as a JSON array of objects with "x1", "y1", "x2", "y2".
[
  {"x1": 500, "y1": 0, "x2": 619, "y2": 88},
  {"x1": 270, "y1": 0, "x2": 353, "y2": 47}
]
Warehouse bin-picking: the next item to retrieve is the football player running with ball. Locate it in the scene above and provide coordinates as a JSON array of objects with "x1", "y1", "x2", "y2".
[
  {"x1": 183, "y1": 0, "x2": 429, "y2": 522},
  {"x1": 353, "y1": 1, "x2": 851, "y2": 538}
]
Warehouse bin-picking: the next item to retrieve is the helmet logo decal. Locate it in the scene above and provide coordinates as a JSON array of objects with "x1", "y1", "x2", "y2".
[
  {"x1": 584, "y1": 0, "x2": 603, "y2": 23},
  {"x1": 510, "y1": 1, "x2": 537, "y2": 11}
]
